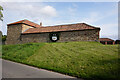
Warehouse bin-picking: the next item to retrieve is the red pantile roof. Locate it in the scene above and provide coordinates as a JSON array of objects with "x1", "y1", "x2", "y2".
[
  {"x1": 7, "y1": 19, "x2": 40, "y2": 27},
  {"x1": 7, "y1": 19, "x2": 100, "y2": 34},
  {"x1": 22, "y1": 23, "x2": 100, "y2": 34},
  {"x1": 99, "y1": 38, "x2": 114, "y2": 41}
]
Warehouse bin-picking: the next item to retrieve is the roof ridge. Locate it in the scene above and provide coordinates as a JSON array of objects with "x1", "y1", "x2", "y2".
[
  {"x1": 43, "y1": 23, "x2": 100, "y2": 29},
  {"x1": 82, "y1": 23, "x2": 100, "y2": 29},
  {"x1": 100, "y1": 38, "x2": 111, "y2": 39},
  {"x1": 23, "y1": 23, "x2": 100, "y2": 34},
  {"x1": 44, "y1": 23, "x2": 84, "y2": 27},
  {"x1": 99, "y1": 38, "x2": 114, "y2": 41},
  {"x1": 23, "y1": 19, "x2": 39, "y2": 25},
  {"x1": 7, "y1": 19, "x2": 40, "y2": 27},
  {"x1": 22, "y1": 19, "x2": 27, "y2": 23}
]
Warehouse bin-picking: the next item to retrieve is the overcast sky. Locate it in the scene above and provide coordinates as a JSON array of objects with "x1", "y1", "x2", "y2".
[{"x1": 0, "y1": 2, "x2": 118, "y2": 40}]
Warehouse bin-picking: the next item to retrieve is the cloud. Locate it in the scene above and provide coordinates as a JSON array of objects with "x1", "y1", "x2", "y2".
[
  {"x1": 0, "y1": 0, "x2": 119, "y2": 2},
  {"x1": 100, "y1": 23, "x2": 118, "y2": 40},
  {"x1": 79, "y1": 8, "x2": 118, "y2": 40},
  {"x1": 0, "y1": 2, "x2": 118, "y2": 41},
  {"x1": 82, "y1": 10, "x2": 117, "y2": 25},
  {"x1": 81, "y1": 12, "x2": 101, "y2": 24},
  {"x1": 79, "y1": 4, "x2": 118, "y2": 40},
  {"x1": 40, "y1": 6, "x2": 57, "y2": 17},
  {"x1": 81, "y1": 5, "x2": 117, "y2": 24},
  {"x1": 0, "y1": 0, "x2": 44, "y2": 2},
  {"x1": 0, "y1": 2, "x2": 57, "y2": 25},
  {"x1": 0, "y1": 21, "x2": 2, "y2": 31},
  {"x1": 0, "y1": 2, "x2": 57, "y2": 34},
  {"x1": 2, "y1": 2, "x2": 57, "y2": 18}
]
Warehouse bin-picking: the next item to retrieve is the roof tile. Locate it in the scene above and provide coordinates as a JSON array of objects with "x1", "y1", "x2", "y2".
[
  {"x1": 99, "y1": 38, "x2": 114, "y2": 41},
  {"x1": 7, "y1": 19, "x2": 40, "y2": 27},
  {"x1": 7, "y1": 19, "x2": 100, "y2": 34},
  {"x1": 23, "y1": 23, "x2": 100, "y2": 34}
]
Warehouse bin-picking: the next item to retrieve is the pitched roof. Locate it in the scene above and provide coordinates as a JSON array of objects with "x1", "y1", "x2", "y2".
[
  {"x1": 7, "y1": 19, "x2": 100, "y2": 34},
  {"x1": 22, "y1": 23, "x2": 100, "y2": 34},
  {"x1": 99, "y1": 38, "x2": 114, "y2": 41},
  {"x1": 7, "y1": 19, "x2": 40, "y2": 27}
]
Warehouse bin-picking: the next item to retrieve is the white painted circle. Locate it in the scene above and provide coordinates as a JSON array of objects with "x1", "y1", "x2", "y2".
[{"x1": 52, "y1": 36, "x2": 57, "y2": 41}]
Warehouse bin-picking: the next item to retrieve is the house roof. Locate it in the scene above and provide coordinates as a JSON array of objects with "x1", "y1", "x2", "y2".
[
  {"x1": 99, "y1": 38, "x2": 114, "y2": 41},
  {"x1": 7, "y1": 19, "x2": 100, "y2": 34},
  {"x1": 7, "y1": 19, "x2": 40, "y2": 28},
  {"x1": 22, "y1": 23, "x2": 100, "y2": 34}
]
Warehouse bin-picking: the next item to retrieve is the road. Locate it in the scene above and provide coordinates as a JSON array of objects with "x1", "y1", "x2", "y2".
[{"x1": 2, "y1": 59, "x2": 76, "y2": 78}]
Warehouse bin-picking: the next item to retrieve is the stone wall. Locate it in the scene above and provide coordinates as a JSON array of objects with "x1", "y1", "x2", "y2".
[
  {"x1": 21, "y1": 33, "x2": 49, "y2": 44},
  {"x1": 20, "y1": 29, "x2": 99, "y2": 44},
  {"x1": 5, "y1": 24, "x2": 22, "y2": 44},
  {"x1": 5, "y1": 23, "x2": 100, "y2": 44},
  {"x1": 58, "y1": 29, "x2": 99, "y2": 42}
]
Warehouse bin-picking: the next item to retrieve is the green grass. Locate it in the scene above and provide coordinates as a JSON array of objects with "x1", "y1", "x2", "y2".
[{"x1": 2, "y1": 41, "x2": 119, "y2": 80}]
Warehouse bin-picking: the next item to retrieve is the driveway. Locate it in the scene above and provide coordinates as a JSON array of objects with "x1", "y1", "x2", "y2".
[{"x1": 2, "y1": 59, "x2": 76, "y2": 78}]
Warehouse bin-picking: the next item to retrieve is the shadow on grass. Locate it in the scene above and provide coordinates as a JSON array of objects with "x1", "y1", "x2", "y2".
[{"x1": 83, "y1": 58, "x2": 119, "y2": 80}]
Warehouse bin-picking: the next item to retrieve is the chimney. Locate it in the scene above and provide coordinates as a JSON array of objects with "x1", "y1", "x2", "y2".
[{"x1": 40, "y1": 22, "x2": 42, "y2": 27}]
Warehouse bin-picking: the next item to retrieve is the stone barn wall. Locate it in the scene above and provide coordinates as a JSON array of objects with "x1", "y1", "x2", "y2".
[
  {"x1": 19, "y1": 29, "x2": 99, "y2": 44},
  {"x1": 58, "y1": 29, "x2": 99, "y2": 42},
  {"x1": 21, "y1": 33, "x2": 49, "y2": 44},
  {"x1": 5, "y1": 21, "x2": 100, "y2": 45},
  {"x1": 5, "y1": 24, "x2": 22, "y2": 44},
  {"x1": 5, "y1": 24, "x2": 34, "y2": 45}
]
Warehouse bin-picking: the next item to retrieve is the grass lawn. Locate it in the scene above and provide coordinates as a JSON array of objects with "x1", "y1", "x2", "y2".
[{"x1": 2, "y1": 41, "x2": 119, "y2": 80}]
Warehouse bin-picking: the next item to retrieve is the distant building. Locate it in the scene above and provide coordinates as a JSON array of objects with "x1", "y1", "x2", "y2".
[
  {"x1": 99, "y1": 38, "x2": 115, "y2": 45},
  {"x1": 5, "y1": 19, "x2": 100, "y2": 44},
  {"x1": 115, "y1": 40, "x2": 120, "y2": 44}
]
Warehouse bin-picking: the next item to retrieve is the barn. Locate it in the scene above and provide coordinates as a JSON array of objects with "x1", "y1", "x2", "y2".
[
  {"x1": 5, "y1": 19, "x2": 100, "y2": 44},
  {"x1": 99, "y1": 38, "x2": 115, "y2": 45}
]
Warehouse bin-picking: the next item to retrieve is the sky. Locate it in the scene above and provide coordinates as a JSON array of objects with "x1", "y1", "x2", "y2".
[{"x1": 0, "y1": 1, "x2": 118, "y2": 40}]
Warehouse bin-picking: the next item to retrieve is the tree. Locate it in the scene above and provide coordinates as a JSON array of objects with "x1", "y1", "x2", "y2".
[
  {"x1": 2, "y1": 35, "x2": 7, "y2": 41},
  {"x1": 0, "y1": 5, "x2": 3, "y2": 21}
]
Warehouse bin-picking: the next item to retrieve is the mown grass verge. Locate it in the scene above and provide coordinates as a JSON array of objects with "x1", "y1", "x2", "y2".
[{"x1": 2, "y1": 41, "x2": 119, "y2": 80}]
